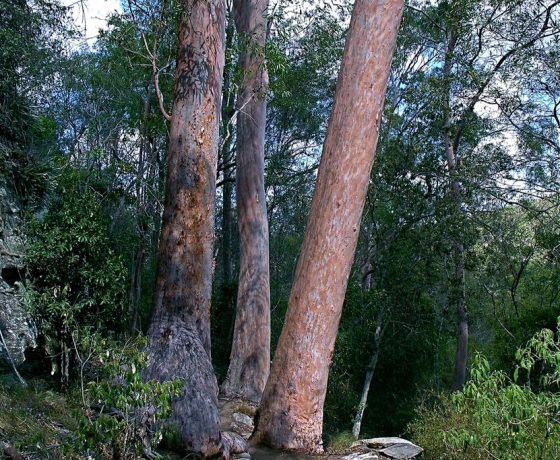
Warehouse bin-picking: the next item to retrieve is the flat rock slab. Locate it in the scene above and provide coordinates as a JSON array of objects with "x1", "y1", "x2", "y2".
[
  {"x1": 351, "y1": 437, "x2": 422, "y2": 460},
  {"x1": 353, "y1": 438, "x2": 413, "y2": 449},
  {"x1": 378, "y1": 444, "x2": 422, "y2": 459},
  {"x1": 342, "y1": 452, "x2": 379, "y2": 460}
]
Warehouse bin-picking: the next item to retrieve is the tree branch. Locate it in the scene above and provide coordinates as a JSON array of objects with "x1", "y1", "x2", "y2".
[
  {"x1": 142, "y1": 34, "x2": 172, "y2": 122},
  {"x1": 453, "y1": 1, "x2": 560, "y2": 151}
]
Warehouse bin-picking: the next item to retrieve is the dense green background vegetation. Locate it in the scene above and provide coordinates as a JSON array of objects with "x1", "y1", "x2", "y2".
[{"x1": 1, "y1": 0, "x2": 559, "y2": 458}]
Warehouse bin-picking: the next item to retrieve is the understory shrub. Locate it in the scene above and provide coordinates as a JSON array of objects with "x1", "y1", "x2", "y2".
[
  {"x1": 409, "y1": 319, "x2": 560, "y2": 460},
  {"x1": 70, "y1": 334, "x2": 182, "y2": 459},
  {"x1": 23, "y1": 170, "x2": 128, "y2": 382}
]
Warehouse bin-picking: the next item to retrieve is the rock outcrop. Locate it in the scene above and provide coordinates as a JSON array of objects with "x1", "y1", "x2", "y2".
[
  {"x1": 219, "y1": 398, "x2": 257, "y2": 440},
  {"x1": 0, "y1": 171, "x2": 36, "y2": 369}
]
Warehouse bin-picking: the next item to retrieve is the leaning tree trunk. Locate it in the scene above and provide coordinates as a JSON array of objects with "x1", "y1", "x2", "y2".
[
  {"x1": 221, "y1": 0, "x2": 270, "y2": 403},
  {"x1": 442, "y1": 31, "x2": 469, "y2": 392},
  {"x1": 252, "y1": 0, "x2": 404, "y2": 452},
  {"x1": 143, "y1": 0, "x2": 227, "y2": 456}
]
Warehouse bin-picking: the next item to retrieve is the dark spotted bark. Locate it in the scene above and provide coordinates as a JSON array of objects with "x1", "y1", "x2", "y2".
[
  {"x1": 252, "y1": 0, "x2": 404, "y2": 452},
  {"x1": 144, "y1": 0, "x2": 227, "y2": 455},
  {"x1": 221, "y1": 0, "x2": 270, "y2": 403}
]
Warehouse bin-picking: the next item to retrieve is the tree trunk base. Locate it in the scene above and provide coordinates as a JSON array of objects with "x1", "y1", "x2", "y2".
[{"x1": 144, "y1": 321, "x2": 223, "y2": 457}]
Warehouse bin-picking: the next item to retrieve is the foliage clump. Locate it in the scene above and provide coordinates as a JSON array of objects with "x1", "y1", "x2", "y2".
[
  {"x1": 409, "y1": 320, "x2": 560, "y2": 459},
  {"x1": 23, "y1": 169, "x2": 128, "y2": 381},
  {"x1": 72, "y1": 335, "x2": 182, "y2": 460}
]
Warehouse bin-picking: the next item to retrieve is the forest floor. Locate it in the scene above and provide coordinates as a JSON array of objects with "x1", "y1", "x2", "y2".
[
  {"x1": 0, "y1": 377, "x2": 420, "y2": 460},
  {"x1": 0, "y1": 376, "x2": 79, "y2": 458}
]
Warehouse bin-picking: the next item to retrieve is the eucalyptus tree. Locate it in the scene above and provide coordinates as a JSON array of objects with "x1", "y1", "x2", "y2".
[
  {"x1": 142, "y1": 0, "x2": 230, "y2": 455},
  {"x1": 400, "y1": 0, "x2": 560, "y2": 391},
  {"x1": 253, "y1": 0, "x2": 404, "y2": 451},
  {"x1": 221, "y1": 0, "x2": 271, "y2": 404}
]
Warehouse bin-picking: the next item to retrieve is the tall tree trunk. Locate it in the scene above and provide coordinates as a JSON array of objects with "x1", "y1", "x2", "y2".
[
  {"x1": 143, "y1": 0, "x2": 227, "y2": 455},
  {"x1": 252, "y1": 0, "x2": 404, "y2": 452},
  {"x1": 221, "y1": 0, "x2": 270, "y2": 403},
  {"x1": 129, "y1": 245, "x2": 145, "y2": 333},
  {"x1": 442, "y1": 31, "x2": 469, "y2": 392}
]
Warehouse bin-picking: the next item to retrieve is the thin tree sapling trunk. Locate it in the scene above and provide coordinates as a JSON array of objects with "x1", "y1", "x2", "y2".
[
  {"x1": 442, "y1": 30, "x2": 469, "y2": 392},
  {"x1": 352, "y1": 315, "x2": 383, "y2": 439}
]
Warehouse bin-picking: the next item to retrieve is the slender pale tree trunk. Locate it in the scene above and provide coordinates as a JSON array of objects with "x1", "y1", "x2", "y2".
[
  {"x1": 129, "y1": 83, "x2": 153, "y2": 334},
  {"x1": 352, "y1": 305, "x2": 385, "y2": 439},
  {"x1": 221, "y1": 0, "x2": 270, "y2": 403},
  {"x1": 442, "y1": 31, "x2": 468, "y2": 392},
  {"x1": 221, "y1": 12, "x2": 236, "y2": 285},
  {"x1": 143, "y1": 0, "x2": 227, "y2": 455},
  {"x1": 252, "y1": 0, "x2": 404, "y2": 452}
]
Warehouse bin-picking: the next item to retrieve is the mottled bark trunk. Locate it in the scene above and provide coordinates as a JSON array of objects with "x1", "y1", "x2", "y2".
[
  {"x1": 221, "y1": 0, "x2": 270, "y2": 403},
  {"x1": 442, "y1": 31, "x2": 468, "y2": 392},
  {"x1": 252, "y1": 0, "x2": 403, "y2": 452},
  {"x1": 143, "y1": 0, "x2": 226, "y2": 456}
]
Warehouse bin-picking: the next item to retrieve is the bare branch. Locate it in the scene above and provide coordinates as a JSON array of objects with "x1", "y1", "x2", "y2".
[{"x1": 453, "y1": 1, "x2": 560, "y2": 150}]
